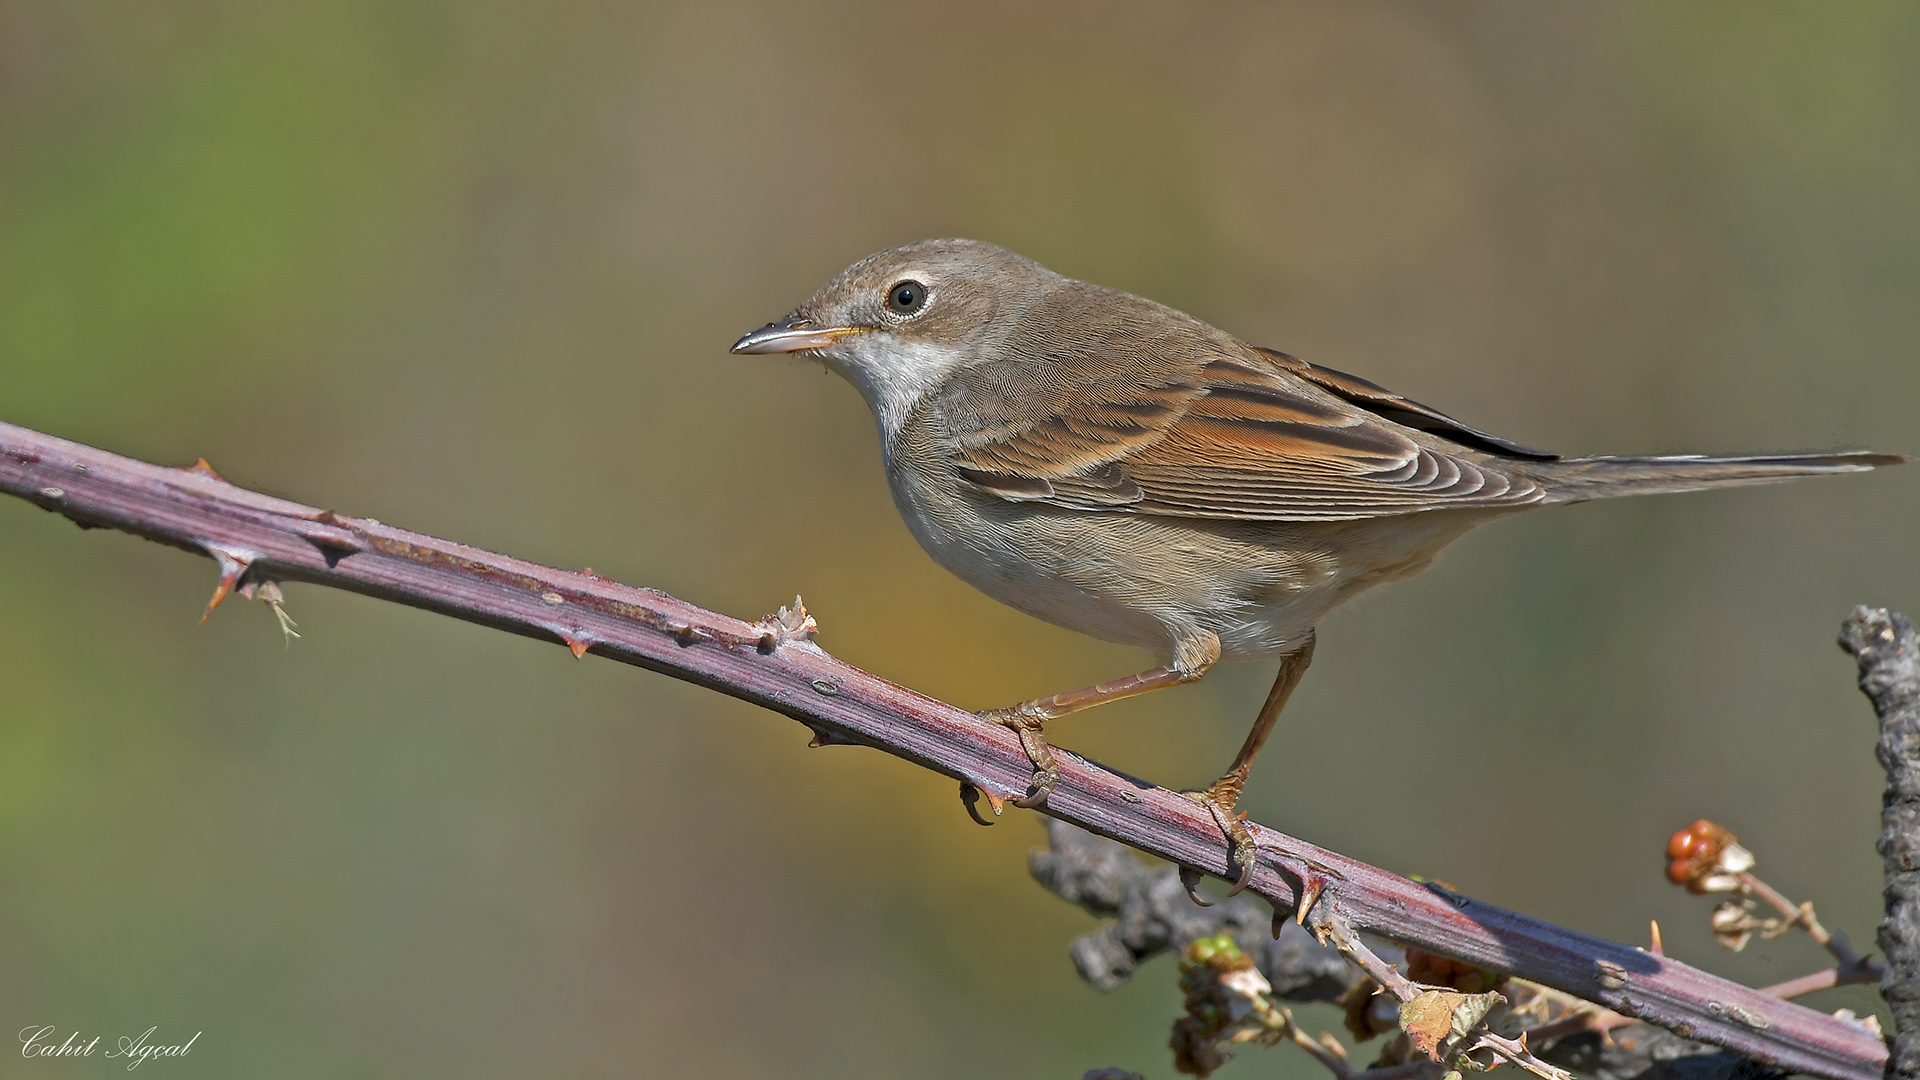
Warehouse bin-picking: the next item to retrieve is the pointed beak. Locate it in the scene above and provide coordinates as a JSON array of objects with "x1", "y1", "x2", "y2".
[{"x1": 730, "y1": 314, "x2": 865, "y2": 354}]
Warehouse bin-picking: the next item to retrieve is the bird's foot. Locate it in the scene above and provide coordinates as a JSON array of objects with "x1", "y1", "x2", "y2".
[
  {"x1": 975, "y1": 703, "x2": 1060, "y2": 809},
  {"x1": 1181, "y1": 786, "x2": 1259, "y2": 903}
]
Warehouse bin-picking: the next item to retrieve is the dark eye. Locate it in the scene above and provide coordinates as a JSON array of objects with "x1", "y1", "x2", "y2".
[{"x1": 885, "y1": 280, "x2": 926, "y2": 315}]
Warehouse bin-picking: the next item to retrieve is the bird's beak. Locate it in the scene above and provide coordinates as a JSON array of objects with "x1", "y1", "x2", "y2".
[{"x1": 730, "y1": 314, "x2": 865, "y2": 354}]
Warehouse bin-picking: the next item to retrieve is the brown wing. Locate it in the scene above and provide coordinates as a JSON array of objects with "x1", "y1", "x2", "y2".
[
  {"x1": 949, "y1": 335, "x2": 1555, "y2": 523},
  {"x1": 1251, "y1": 347, "x2": 1555, "y2": 460}
]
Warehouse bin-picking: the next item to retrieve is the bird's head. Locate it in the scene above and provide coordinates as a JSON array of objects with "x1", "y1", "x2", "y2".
[{"x1": 731, "y1": 238, "x2": 1061, "y2": 431}]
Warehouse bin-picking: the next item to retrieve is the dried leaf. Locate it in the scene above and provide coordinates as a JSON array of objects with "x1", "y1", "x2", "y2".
[{"x1": 1401, "y1": 989, "x2": 1502, "y2": 1060}]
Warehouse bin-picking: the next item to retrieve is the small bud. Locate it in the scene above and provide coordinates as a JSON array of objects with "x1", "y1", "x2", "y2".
[{"x1": 1171, "y1": 934, "x2": 1268, "y2": 1077}]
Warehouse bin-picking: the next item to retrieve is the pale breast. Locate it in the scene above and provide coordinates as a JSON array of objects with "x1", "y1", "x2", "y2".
[
  {"x1": 882, "y1": 392, "x2": 1499, "y2": 661},
  {"x1": 885, "y1": 446, "x2": 1329, "y2": 658}
]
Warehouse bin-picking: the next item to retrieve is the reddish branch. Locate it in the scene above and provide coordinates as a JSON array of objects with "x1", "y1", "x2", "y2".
[{"x1": 0, "y1": 419, "x2": 1889, "y2": 1080}]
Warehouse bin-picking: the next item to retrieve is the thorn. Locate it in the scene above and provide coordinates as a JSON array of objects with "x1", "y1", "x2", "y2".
[
  {"x1": 199, "y1": 547, "x2": 252, "y2": 623},
  {"x1": 580, "y1": 566, "x2": 598, "y2": 578},
  {"x1": 1649, "y1": 919, "x2": 1664, "y2": 957},
  {"x1": 563, "y1": 634, "x2": 590, "y2": 660},
  {"x1": 806, "y1": 725, "x2": 853, "y2": 748},
  {"x1": 960, "y1": 782, "x2": 1006, "y2": 825},
  {"x1": 1295, "y1": 873, "x2": 1328, "y2": 925},
  {"x1": 293, "y1": 514, "x2": 361, "y2": 561},
  {"x1": 187, "y1": 457, "x2": 225, "y2": 481}
]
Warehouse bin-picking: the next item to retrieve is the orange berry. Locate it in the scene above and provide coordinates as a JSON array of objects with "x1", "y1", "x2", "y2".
[{"x1": 1668, "y1": 828, "x2": 1692, "y2": 859}]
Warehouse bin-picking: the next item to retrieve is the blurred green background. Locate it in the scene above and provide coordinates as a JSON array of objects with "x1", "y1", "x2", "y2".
[{"x1": 2, "y1": 2, "x2": 1916, "y2": 1076}]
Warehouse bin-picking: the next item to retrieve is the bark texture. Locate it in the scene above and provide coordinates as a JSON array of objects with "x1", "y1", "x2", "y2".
[{"x1": 1839, "y1": 607, "x2": 1920, "y2": 1079}]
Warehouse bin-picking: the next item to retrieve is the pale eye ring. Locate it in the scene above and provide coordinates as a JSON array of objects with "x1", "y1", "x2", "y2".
[{"x1": 885, "y1": 279, "x2": 927, "y2": 315}]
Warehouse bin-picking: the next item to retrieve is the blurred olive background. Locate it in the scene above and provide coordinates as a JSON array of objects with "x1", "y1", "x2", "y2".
[{"x1": 2, "y1": 2, "x2": 1916, "y2": 1077}]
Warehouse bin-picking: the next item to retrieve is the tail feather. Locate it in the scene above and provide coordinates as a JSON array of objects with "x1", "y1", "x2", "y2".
[{"x1": 1526, "y1": 450, "x2": 1905, "y2": 502}]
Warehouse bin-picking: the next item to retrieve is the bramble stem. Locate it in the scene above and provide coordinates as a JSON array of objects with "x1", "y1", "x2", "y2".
[{"x1": 0, "y1": 418, "x2": 1890, "y2": 1080}]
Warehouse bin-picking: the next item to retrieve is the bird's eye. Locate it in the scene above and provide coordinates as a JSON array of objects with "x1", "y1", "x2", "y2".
[{"x1": 885, "y1": 280, "x2": 926, "y2": 315}]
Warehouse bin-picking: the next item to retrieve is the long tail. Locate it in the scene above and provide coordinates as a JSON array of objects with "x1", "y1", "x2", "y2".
[{"x1": 1525, "y1": 450, "x2": 1905, "y2": 502}]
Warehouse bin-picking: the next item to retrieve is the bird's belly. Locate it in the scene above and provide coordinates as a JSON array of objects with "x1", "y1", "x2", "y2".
[
  {"x1": 888, "y1": 463, "x2": 1495, "y2": 661},
  {"x1": 892, "y1": 480, "x2": 1389, "y2": 659}
]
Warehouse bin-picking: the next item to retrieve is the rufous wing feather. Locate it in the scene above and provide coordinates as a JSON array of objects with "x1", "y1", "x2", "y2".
[{"x1": 949, "y1": 340, "x2": 1552, "y2": 523}]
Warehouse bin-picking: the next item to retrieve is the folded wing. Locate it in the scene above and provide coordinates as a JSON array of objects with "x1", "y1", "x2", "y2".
[{"x1": 948, "y1": 340, "x2": 1555, "y2": 523}]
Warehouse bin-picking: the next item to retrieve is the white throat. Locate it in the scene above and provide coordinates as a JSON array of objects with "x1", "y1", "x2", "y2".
[{"x1": 824, "y1": 335, "x2": 970, "y2": 443}]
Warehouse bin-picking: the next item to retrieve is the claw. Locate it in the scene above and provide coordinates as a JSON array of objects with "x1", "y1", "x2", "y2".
[
  {"x1": 979, "y1": 706, "x2": 1060, "y2": 811},
  {"x1": 1224, "y1": 858, "x2": 1254, "y2": 898},
  {"x1": 1190, "y1": 789, "x2": 1262, "y2": 900},
  {"x1": 1011, "y1": 769, "x2": 1056, "y2": 809},
  {"x1": 1180, "y1": 865, "x2": 1213, "y2": 907},
  {"x1": 960, "y1": 782, "x2": 1007, "y2": 826}
]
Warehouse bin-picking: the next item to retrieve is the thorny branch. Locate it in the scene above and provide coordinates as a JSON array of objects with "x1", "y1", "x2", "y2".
[
  {"x1": 1035, "y1": 819, "x2": 1789, "y2": 1080},
  {"x1": 0, "y1": 419, "x2": 1891, "y2": 1080},
  {"x1": 1052, "y1": 606, "x2": 1915, "y2": 1080}
]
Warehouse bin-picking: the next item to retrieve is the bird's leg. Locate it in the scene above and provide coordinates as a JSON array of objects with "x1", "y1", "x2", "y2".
[
  {"x1": 1189, "y1": 631, "x2": 1316, "y2": 901},
  {"x1": 973, "y1": 629, "x2": 1220, "y2": 812}
]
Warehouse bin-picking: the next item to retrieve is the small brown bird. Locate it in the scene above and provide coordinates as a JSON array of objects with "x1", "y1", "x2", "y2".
[{"x1": 733, "y1": 239, "x2": 1900, "y2": 898}]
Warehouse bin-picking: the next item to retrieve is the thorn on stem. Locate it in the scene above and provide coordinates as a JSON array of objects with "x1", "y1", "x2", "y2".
[
  {"x1": 199, "y1": 547, "x2": 252, "y2": 623},
  {"x1": 1295, "y1": 873, "x2": 1329, "y2": 926},
  {"x1": 960, "y1": 781, "x2": 1006, "y2": 825},
  {"x1": 807, "y1": 725, "x2": 853, "y2": 748},
  {"x1": 1649, "y1": 919, "x2": 1664, "y2": 957},
  {"x1": 563, "y1": 634, "x2": 590, "y2": 660},
  {"x1": 187, "y1": 458, "x2": 225, "y2": 481}
]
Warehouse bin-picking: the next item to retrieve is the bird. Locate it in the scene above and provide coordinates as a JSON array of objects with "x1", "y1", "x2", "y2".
[{"x1": 731, "y1": 238, "x2": 1901, "y2": 900}]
